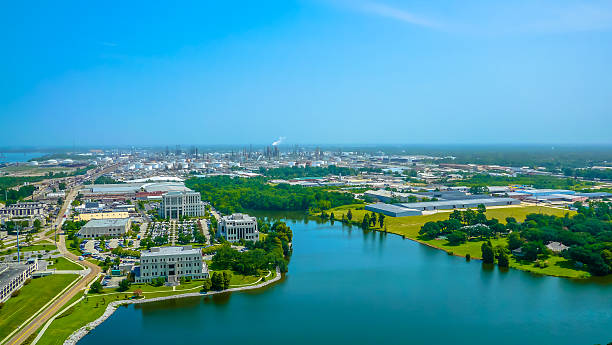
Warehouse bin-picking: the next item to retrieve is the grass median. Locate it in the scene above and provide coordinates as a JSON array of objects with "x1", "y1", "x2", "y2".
[{"x1": 0, "y1": 274, "x2": 78, "y2": 341}]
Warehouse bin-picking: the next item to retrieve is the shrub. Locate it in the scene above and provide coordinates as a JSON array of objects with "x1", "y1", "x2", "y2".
[
  {"x1": 465, "y1": 254, "x2": 471, "y2": 261},
  {"x1": 11, "y1": 290, "x2": 20, "y2": 297}
]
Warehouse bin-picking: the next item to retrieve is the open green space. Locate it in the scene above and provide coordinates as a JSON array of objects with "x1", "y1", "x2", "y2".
[
  {"x1": 47, "y1": 257, "x2": 84, "y2": 270},
  {"x1": 0, "y1": 274, "x2": 78, "y2": 341},
  {"x1": 0, "y1": 242, "x2": 57, "y2": 256},
  {"x1": 325, "y1": 205, "x2": 588, "y2": 278}
]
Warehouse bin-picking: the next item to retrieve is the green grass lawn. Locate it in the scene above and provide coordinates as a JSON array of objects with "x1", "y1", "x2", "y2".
[
  {"x1": 0, "y1": 242, "x2": 57, "y2": 256},
  {"x1": 47, "y1": 257, "x2": 84, "y2": 270},
  {"x1": 0, "y1": 274, "x2": 78, "y2": 341},
  {"x1": 326, "y1": 205, "x2": 588, "y2": 278},
  {"x1": 35, "y1": 293, "x2": 108, "y2": 345}
]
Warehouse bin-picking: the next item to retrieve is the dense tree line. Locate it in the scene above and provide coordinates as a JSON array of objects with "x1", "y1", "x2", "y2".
[
  {"x1": 185, "y1": 176, "x2": 360, "y2": 214},
  {"x1": 418, "y1": 202, "x2": 612, "y2": 276},
  {"x1": 211, "y1": 221, "x2": 293, "y2": 275},
  {"x1": 259, "y1": 165, "x2": 358, "y2": 179},
  {"x1": 566, "y1": 168, "x2": 612, "y2": 181},
  {"x1": 93, "y1": 176, "x2": 124, "y2": 184},
  {"x1": 0, "y1": 185, "x2": 36, "y2": 205}
]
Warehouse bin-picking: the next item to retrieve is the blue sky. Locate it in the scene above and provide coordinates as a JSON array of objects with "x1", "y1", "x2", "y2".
[{"x1": 1, "y1": 0, "x2": 611, "y2": 147}]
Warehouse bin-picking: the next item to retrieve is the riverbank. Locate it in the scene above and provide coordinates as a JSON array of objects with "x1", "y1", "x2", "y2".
[
  {"x1": 56, "y1": 268, "x2": 281, "y2": 345},
  {"x1": 318, "y1": 205, "x2": 591, "y2": 279}
]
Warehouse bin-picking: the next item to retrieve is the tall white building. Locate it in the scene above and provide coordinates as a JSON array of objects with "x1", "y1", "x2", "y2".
[
  {"x1": 136, "y1": 246, "x2": 208, "y2": 284},
  {"x1": 158, "y1": 191, "x2": 205, "y2": 219},
  {"x1": 218, "y1": 213, "x2": 259, "y2": 243}
]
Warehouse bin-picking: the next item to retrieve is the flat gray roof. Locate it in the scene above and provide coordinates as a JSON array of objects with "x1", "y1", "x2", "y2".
[
  {"x1": 0, "y1": 263, "x2": 31, "y2": 288},
  {"x1": 366, "y1": 203, "x2": 419, "y2": 213},
  {"x1": 399, "y1": 197, "x2": 517, "y2": 209},
  {"x1": 82, "y1": 218, "x2": 129, "y2": 228},
  {"x1": 141, "y1": 246, "x2": 201, "y2": 257}
]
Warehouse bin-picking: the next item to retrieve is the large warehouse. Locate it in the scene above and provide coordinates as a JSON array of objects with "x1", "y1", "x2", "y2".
[
  {"x1": 365, "y1": 197, "x2": 520, "y2": 217},
  {"x1": 365, "y1": 203, "x2": 423, "y2": 217},
  {"x1": 398, "y1": 198, "x2": 519, "y2": 211}
]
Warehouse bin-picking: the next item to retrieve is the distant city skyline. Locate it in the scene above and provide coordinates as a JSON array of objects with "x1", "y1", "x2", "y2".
[{"x1": 2, "y1": 0, "x2": 612, "y2": 146}]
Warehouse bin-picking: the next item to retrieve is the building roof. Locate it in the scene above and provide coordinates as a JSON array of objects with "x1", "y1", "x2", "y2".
[
  {"x1": 221, "y1": 213, "x2": 256, "y2": 221},
  {"x1": 546, "y1": 241, "x2": 569, "y2": 252},
  {"x1": 141, "y1": 245, "x2": 201, "y2": 257},
  {"x1": 0, "y1": 263, "x2": 32, "y2": 288},
  {"x1": 365, "y1": 203, "x2": 420, "y2": 214},
  {"x1": 399, "y1": 197, "x2": 517, "y2": 209},
  {"x1": 82, "y1": 218, "x2": 129, "y2": 228}
]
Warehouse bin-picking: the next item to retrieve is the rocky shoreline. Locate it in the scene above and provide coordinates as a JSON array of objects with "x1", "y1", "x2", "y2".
[{"x1": 63, "y1": 268, "x2": 282, "y2": 345}]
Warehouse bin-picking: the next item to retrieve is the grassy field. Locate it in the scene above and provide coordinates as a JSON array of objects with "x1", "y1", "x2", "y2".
[
  {"x1": 47, "y1": 257, "x2": 84, "y2": 270},
  {"x1": 0, "y1": 274, "x2": 78, "y2": 341},
  {"x1": 326, "y1": 205, "x2": 588, "y2": 278},
  {"x1": 0, "y1": 242, "x2": 57, "y2": 256}
]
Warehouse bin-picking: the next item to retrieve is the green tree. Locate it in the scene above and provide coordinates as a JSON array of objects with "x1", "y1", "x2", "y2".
[
  {"x1": 33, "y1": 219, "x2": 42, "y2": 232},
  {"x1": 498, "y1": 251, "x2": 510, "y2": 268},
  {"x1": 201, "y1": 278, "x2": 212, "y2": 292},
  {"x1": 477, "y1": 204, "x2": 487, "y2": 214},
  {"x1": 222, "y1": 271, "x2": 232, "y2": 289},
  {"x1": 361, "y1": 214, "x2": 370, "y2": 229},
  {"x1": 211, "y1": 272, "x2": 224, "y2": 291},
  {"x1": 117, "y1": 279, "x2": 131, "y2": 292},
  {"x1": 507, "y1": 232, "x2": 523, "y2": 250},
  {"x1": 347, "y1": 209, "x2": 353, "y2": 221},
  {"x1": 378, "y1": 214, "x2": 385, "y2": 228},
  {"x1": 447, "y1": 231, "x2": 468, "y2": 245},
  {"x1": 481, "y1": 242, "x2": 495, "y2": 264},
  {"x1": 90, "y1": 281, "x2": 103, "y2": 293}
]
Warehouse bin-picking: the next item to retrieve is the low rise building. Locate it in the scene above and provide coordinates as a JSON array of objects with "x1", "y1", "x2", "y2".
[
  {"x1": 0, "y1": 202, "x2": 45, "y2": 217},
  {"x1": 158, "y1": 191, "x2": 205, "y2": 219},
  {"x1": 0, "y1": 259, "x2": 38, "y2": 303},
  {"x1": 136, "y1": 246, "x2": 208, "y2": 284},
  {"x1": 77, "y1": 218, "x2": 130, "y2": 238},
  {"x1": 74, "y1": 211, "x2": 129, "y2": 222},
  {"x1": 218, "y1": 213, "x2": 259, "y2": 242}
]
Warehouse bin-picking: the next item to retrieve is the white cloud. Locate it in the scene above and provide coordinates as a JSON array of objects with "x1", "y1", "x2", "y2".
[{"x1": 360, "y1": 2, "x2": 443, "y2": 29}]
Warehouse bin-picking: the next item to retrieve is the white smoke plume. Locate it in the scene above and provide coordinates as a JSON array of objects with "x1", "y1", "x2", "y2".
[{"x1": 272, "y1": 137, "x2": 286, "y2": 146}]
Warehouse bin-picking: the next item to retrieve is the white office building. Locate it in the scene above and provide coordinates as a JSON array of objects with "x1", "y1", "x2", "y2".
[
  {"x1": 136, "y1": 246, "x2": 209, "y2": 284},
  {"x1": 158, "y1": 191, "x2": 205, "y2": 219},
  {"x1": 218, "y1": 213, "x2": 259, "y2": 243}
]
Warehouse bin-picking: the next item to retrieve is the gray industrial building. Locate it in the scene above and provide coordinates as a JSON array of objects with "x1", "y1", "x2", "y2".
[
  {"x1": 365, "y1": 197, "x2": 520, "y2": 217},
  {"x1": 365, "y1": 203, "x2": 423, "y2": 217},
  {"x1": 77, "y1": 217, "x2": 131, "y2": 238},
  {"x1": 398, "y1": 197, "x2": 519, "y2": 211}
]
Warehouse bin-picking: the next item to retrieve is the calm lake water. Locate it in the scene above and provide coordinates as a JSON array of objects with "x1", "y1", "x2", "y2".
[{"x1": 80, "y1": 215, "x2": 612, "y2": 345}]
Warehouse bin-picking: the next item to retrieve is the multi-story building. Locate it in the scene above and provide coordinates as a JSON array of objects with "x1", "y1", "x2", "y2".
[
  {"x1": 0, "y1": 202, "x2": 45, "y2": 217},
  {"x1": 218, "y1": 213, "x2": 259, "y2": 243},
  {"x1": 77, "y1": 217, "x2": 130, "y2": 238},
  {"x1": 136, "y1": 246, "x2": 208, "y2": 284},
  {"x1": 0, "y1": 259, "x2": 38, "y2": 303},
  {"x1": 158, "y1": 191, "x2": 205, "y2": 219}
]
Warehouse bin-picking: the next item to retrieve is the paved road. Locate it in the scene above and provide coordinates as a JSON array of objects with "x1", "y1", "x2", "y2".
[{"x1": 3, "y1": 166, "x2": 119, "y2": 345}]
